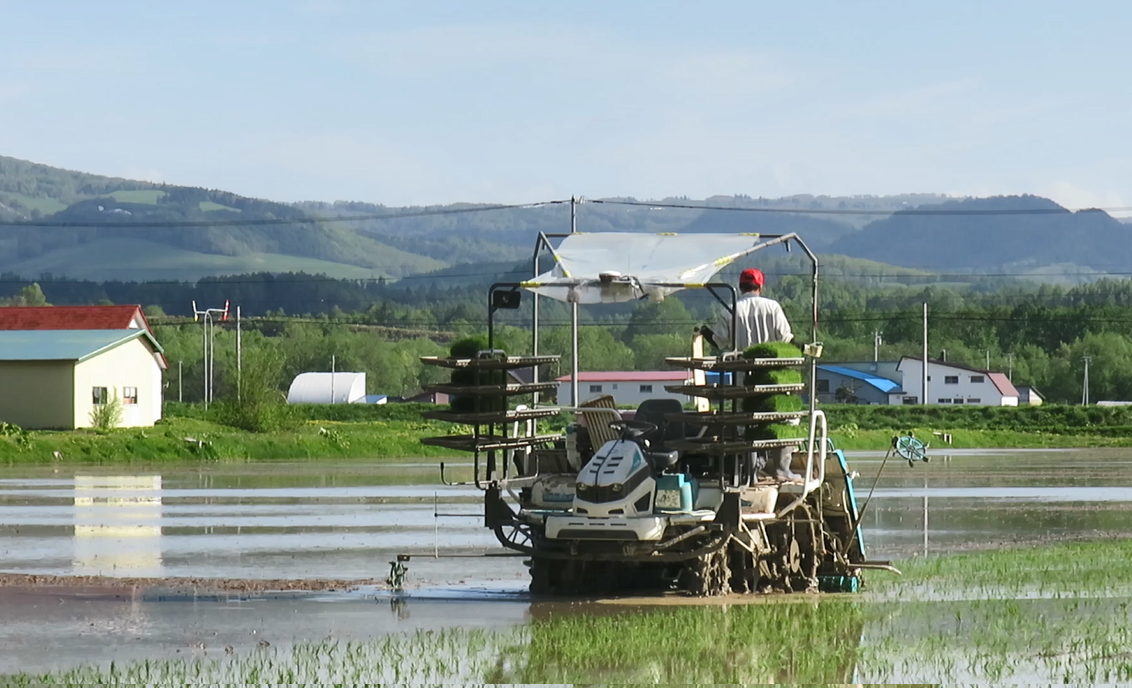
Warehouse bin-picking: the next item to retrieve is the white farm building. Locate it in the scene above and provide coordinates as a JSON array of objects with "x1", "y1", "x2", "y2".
[
  {"x1": 287, "y1": 372, "x2": 369, "y2": 404},
  {"x1": 897, "y1": 357, "x2": 1020, "y2": 406},
  {"x1": 556, "y1": 371, "x2": 693, "y2": 407}
]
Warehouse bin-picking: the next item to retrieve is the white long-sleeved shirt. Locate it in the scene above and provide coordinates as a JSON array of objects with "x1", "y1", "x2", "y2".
[{"x1": 714, "y1": 292, "x2": 793, "y2": 351}]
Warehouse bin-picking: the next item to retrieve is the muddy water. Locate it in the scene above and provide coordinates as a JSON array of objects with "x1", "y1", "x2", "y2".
[{"x1": 2, "y1": 447, "x2": 1132, "y2": 675}]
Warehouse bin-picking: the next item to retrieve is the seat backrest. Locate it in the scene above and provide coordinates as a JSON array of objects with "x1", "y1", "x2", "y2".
[
  {"x1": 634, "y1": 398, "x2": 686, "y2": 451},
  {"x1": 578, "y1": 394, "x2": 622, "y2": 451}
]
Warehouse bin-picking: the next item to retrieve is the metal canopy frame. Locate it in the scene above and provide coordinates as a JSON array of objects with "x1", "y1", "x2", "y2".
[
  {"x1": 476, "y1": 228, "x2": 824, "y2": 506},
  {"x1": 522, "y1": 230, "x2": 820, "y2": 408}
]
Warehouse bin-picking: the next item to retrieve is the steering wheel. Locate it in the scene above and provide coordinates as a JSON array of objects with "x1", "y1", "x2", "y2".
[{"x1": 609, "y1": 419, "x2": 657, "y2": 440}]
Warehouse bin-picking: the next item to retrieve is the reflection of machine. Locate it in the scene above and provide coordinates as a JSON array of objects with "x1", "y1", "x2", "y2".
[{"x1": 420, "y1": 231, "x2": 898, "y2": 595}]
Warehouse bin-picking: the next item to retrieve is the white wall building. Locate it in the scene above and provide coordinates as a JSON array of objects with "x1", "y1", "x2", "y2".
[
  {"x1": 556, "y1": 371, "x2": 693, "y2": 407},
  {"x1": 897, "y1": 357, "x2": 1019, "y2": 406}
]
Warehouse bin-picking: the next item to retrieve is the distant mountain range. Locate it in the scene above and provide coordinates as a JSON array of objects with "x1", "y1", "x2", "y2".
[{"x1": 0, "y1": 154, "x2": 1126, "y2": 282}]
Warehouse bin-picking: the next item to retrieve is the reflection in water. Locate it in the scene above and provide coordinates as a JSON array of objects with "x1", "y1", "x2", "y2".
[
  {"x1": 73, "y1": 475, "x2": 163, "y2": 577},
  {"x1": 490, "y1": 602, "x2": 867, "y2": 684}
]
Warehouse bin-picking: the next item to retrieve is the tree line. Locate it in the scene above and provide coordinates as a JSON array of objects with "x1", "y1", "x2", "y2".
[{"x1": 7, "y1": 270, "x2": 1132, "y2": 403}]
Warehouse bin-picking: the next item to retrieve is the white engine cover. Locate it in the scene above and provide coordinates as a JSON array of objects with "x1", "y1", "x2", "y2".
[
  {"x1": 545, "y1": 514, "x2": 667, "y2": 541},
  {"x1": 573, "y1": 438, "x2": 655, "y2": 518}
]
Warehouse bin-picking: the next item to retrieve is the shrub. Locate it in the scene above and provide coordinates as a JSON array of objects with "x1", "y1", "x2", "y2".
[
  {"x1": 89, "y1": 392, "x2": 123, "y2": 433},
  {"x1": 211, "y1": 346, "x2": 296, "y2": 432}
]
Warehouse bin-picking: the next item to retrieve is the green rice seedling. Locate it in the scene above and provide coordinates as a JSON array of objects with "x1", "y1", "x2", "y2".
[
  {"x1": 747, "y1": 368, "x2": 804, "y2": 386},
  {"x1": 745, "y1": 423, "x2": 805, "y2": 441},
  {"x1": 743, "y1": 342, "x2": 803, "y2": 359},
  {"x1": 741, "y1": 393, "x2": 805, "y2": 413}
]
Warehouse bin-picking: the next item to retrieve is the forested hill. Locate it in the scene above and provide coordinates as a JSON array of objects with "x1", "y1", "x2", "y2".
[
  {"x1": 3, "y1": 154, "x2": 1128, "y2": 282},
  {"x1": 0, "y1": 155, "x2": 443, "y2": 280},
  {"x1": 828, "y1": 195, "x2": 1132, "y2": 272},
  {"x1": 295, "y1": 194, "x2": 945, "y2": 265}
]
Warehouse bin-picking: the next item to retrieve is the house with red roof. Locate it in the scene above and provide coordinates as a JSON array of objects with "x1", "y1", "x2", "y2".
[{"x1": 0, "y1": 305, "x2": 166, "y2": 429}]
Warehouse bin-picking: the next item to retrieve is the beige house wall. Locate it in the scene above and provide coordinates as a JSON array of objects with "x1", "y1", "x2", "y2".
[
  {"x1": 0, "y1": 361, "x2": 76, "y2": 429},
  {"x1": 73, "y1": 337, "x2": 163, "y2": 429}
]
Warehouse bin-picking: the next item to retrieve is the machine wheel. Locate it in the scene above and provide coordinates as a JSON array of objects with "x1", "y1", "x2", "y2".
[
  {"x1": 728, "y1": 545, "x2": 760, "y2": 594},
  {"x1": 529, "y1": 557, "x2": 552, "y2": 595},
  {"x1": 787, "y1": 504, "x2": 820, "y2": 593},
  {"x1": 684, "y1": 547, "x2": 730, "y2": 597},
  {"x1": 761, "y1": 502, "x2": 821, "y2": 593},
  {"x1": 527, "y1": 556, "x2": 588, "y2": 592}
]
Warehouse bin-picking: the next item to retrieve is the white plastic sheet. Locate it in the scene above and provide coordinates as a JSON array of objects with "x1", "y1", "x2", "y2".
[{"x1": 524, "y1": 233, "x2": 763, "y2": 304}]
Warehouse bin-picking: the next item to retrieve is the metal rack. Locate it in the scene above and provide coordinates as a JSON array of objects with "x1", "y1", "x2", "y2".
[
  {"x1": 419, "y1": 352, "x2": 562, "y2": 487},
  {"x1": 663, "y1": 351, "x2": 809, "y2": 489}
]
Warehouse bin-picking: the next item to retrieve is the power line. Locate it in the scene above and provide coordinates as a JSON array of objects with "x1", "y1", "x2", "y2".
[
  {"x1": 0, "y1": 200, "x2": 568, "y2": 228},
  {"x1": 11, "y1": 267, "x2": 1132, "y2": 287},
  {"x1": 589, "y1": 198, "x2": 1132, "y2": 216}
]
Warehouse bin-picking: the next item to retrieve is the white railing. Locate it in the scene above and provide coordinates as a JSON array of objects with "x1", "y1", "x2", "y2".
[{"x1": 776, "y1": 409, "x2": 827, "y2": 518}]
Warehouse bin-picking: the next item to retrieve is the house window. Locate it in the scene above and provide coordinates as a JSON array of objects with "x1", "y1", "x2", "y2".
[
  {"x1": 970, "y1": 375, "x2": 985, "y2": 383},
  {"x1": 639, "y1": 384, "x2": 653, "y2": 393},
  {"x1": 902, "y1": 396, "x2": 918, "y2": 404},
  {"x1": 968, "y1": 398, "x2": 981, "y2": 404},
  {"x1": 938, "y1": 398, "x2": 950, "y2": 404},
  {"x1": 944, "y1": 376, "x2": 959, "y2": 384},
  {"x1": 953, "y1": 398, "x2": 965, "y2": 404},
  {"x1": 589, "y1": 384, "x2": 603, "y2": 393},
  {"x1": 612, "y1": 384, "x2": 618, "y2": 390},
  {"x1": 92, "y1": 387, "x2": 108, "y2": 405},
  {"x1": 123, "y1": 387, "x2": 138, "y2": 405},
  {"x1": 817, "y1": 379, "x2": 830, "y2": 393}
]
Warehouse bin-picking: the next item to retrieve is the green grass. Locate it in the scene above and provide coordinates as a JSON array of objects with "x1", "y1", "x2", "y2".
[
  {"x1": 831, "y1": 426, "x2": 1132, "y2": 450},
  {"x1": 0, "y1": 191, "x2": 67, "y2": 215},
  {"x1": 824, "y1": 402, "x2": 1132, "y2": 433},
  {"x1": 0, "y1": 401, "x2": 1126, "y2": 464},
  {"x1": 0, "y1": 416, "x2": 459, "y2": 464},
  {"x1": 199, "y1": 200, "x2": 240, "y2": 212},
  {"x1": 109, "y1": 189, "x2": 165, "y2": 204},
  {"x1": 0, "y1": 238, "x2": 390, "y2": 281}
]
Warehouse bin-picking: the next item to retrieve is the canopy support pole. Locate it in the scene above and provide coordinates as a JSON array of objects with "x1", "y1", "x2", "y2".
[{"x1": 570, "y1": 196, "x2": 579, "y2": 407}]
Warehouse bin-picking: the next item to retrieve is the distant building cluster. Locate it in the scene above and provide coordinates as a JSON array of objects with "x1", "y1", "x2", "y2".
[{"x1": 814, "y1": 357, "x2": 1040, "y2": 406}]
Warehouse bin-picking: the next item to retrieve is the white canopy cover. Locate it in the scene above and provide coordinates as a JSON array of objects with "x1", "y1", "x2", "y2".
[{"x1": 524, "y1": 233, "x2": 765, "y2": 304}]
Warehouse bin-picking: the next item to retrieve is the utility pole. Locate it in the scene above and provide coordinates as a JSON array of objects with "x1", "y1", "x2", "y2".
[
  {"x1": 178, "y1": 361, "x2": 183, "y2": 403},
  {"x1": 236, "y1": 305, "x2": 242, "y2": 402},
  {"x1": 331, "y1": 354, "x2": 336, "y2": 404},
  {"x1": 570, "y1": 195, "x2": 579, "y2": 408},
  {"x1": 985, "y1": 350, "x2": 990, "y2": 370},
  {"x1": 1082, "y1": 356, "x2": 1092, "y2": 405},
  {"x1": 873, "y1": 330, "x2": 882, "y2": 363},
  {"x1": 192, "y1": 300, "x2": 230, "y2": 408},
  {"x1": 1006, "y1": 353, "x2": 1015, "y2": 382},
  {"x1": 921, "y1": 303, "x2": 929, "y2": 405}
]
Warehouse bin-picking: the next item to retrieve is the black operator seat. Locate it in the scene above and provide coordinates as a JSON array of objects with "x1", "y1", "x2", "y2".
[{"x1": 633, "y1": 398, "x2": 687, "y2": 452}]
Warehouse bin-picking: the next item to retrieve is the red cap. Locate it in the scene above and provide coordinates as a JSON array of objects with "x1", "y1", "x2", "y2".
[{"x1": 739, "y1": 268, "x2": 764, "y2": 287}]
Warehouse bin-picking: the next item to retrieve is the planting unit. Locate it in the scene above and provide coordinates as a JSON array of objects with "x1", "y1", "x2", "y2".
[{"x1": 419, "y1": 230, "x2": 894, "y2": 595}]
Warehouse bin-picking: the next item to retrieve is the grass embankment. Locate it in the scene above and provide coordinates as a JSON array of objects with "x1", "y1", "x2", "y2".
[
  {"x1": 824, "y1": 403, "x2": 1132, "y2": 450},
  {"x1": 2, "y1": 402, "x2": 1129, "y2": 464},
  {"x1": 8, "y1": 542, "x2": 1132, "y2": 684},
  {"x1": 0, "y1": 404, "x2": 460, "y2": 464}
]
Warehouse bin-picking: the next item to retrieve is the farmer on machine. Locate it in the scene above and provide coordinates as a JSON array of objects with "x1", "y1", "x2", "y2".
[{"x1": 700, "y1": 268, "x2": 801, "y2": 481}]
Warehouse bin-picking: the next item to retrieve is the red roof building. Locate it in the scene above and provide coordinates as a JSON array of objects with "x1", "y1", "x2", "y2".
[
  {"x1": 0, "y1": 305, "x2": 152, "y2": 333},
  {"x1": 0, "y1": 305, "x2": 165, "y2": 368}
]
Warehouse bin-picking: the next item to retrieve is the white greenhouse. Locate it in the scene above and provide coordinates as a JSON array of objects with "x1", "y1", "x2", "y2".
[{"x1": 286, "y1": 372, "x2": 367, "y2": 404}]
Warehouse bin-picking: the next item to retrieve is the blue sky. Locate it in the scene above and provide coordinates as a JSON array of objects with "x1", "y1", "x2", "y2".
[{"x1": 1, "y1": 0, "x2": 1129, "y2": 209}]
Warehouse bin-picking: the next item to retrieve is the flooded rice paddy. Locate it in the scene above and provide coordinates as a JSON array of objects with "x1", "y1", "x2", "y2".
[{"x1": 3, "y1": 447, "x2": 1132, "y2": 682}]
